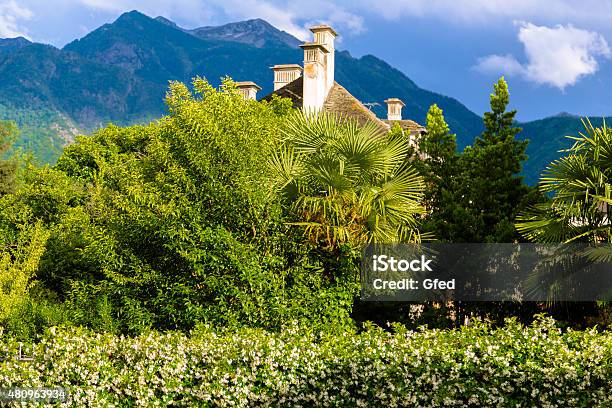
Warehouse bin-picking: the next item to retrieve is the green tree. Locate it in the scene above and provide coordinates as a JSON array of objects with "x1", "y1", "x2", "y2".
[
  {"x1": 0, "y1": 121, "x2": 18, "y2": 197},
  {"x1": 420, "y1": 104, "x2": 457, "y2": 165},
  {"x1": 0, "y1": 78, "x2": 356, "y2": 334},
  {"x1": 516, "y1": 120, "x2": 611, "y2": 325},
  {"x1": 270, "y1": 110, "x2": 426, "y2": 250},
  {"x1": 451, "y1": 77, "x2": 532, "y2": 242},
  {"x1": 0, "y1": 223, "x2": 49, "y2": 323},
  {"x1": 517, "y1": 119, "x2": 612, "y2": 244},
  {"x1": 415, "y1": 104, "x2": 458, "y2": 239}
]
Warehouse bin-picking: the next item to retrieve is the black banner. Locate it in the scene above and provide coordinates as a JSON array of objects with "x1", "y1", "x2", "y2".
[{"x1": 361, "y1": 244, "x2": 612, "y2": 302}]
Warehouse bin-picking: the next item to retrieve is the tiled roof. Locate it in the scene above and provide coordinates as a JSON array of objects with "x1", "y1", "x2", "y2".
[
  {"x1": 323, "y1": 83, "x2": 389, "y2": 132},
  {"x1": 261, "y1": 78, "x2": 390, "y2": 132},
  {"x1": 262, "y1": 77, "x2": 304, "y2": 108}
]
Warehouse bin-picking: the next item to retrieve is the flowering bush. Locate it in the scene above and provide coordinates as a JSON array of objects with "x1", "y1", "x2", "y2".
[{"x1": 0, "y1": 316, "x2": 610, "y2": 407}]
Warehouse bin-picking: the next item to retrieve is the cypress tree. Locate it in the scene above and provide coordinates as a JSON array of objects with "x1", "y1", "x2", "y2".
[{"x1": 457, "y1": 77, "x2": 531, "y2": 242}]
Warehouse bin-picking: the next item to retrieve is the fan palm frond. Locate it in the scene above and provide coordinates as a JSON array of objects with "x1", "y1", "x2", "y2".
[
  {"x1": 518, "y1": 119, "x2": 612, "y2": 245},
  {"x1": 271, "y1": 110, "x2": 426, "y2": 248}
]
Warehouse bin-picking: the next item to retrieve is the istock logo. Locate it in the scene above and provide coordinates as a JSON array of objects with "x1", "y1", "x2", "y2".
[{"x1": 372, "y1": 255, "x2": 433, "y2": 272}]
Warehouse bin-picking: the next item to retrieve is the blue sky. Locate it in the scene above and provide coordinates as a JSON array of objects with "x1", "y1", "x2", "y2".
[{"x1": 2, "y1": 0, "x2": 612, "y2": 121}]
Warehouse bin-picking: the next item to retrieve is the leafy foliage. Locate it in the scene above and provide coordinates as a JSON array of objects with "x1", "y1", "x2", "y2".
[
  {"x1": 271, "y1": 110, "x2": 426, "y2": 249},
  {"x1": 517, "y1": 119, "x2": 612, "y2": 244},
  {"x1": 413, "y1": 104, "x2": 459, "y2": 240},
  {"x1": 0, "y1": 68, "x2": 603, "y2": 351},
  {"x1": 0, "y1": 223, "x2": 48, "y2": 322},
  {"x1": 420, "y1": 104, "x2": 457, "y2": 162},
  {"x1": 0, "y1": 79, "x2": 358, "y2": 336},
  {"x1": 510, "y1": 118, "x2": 611, "y2": 316},
  {"x1": 0, "y1": 120, "x2": 18, "y2": 196}
]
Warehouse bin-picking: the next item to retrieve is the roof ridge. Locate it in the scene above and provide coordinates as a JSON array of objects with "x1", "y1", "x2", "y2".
[
  {"x1": 326, "y1": 82, "x2": 387, "y2": 125},
  {"x1": 322, "y1": 82, "x2": 389, "y2": 132},
  {"x1": 261, "y1": 79, "x2": 425, "y2": 136}
]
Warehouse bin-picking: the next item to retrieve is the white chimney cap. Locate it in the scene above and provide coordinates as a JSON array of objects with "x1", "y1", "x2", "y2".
[
  {"x1": 271, "y1": 65, "x2": 303, "y2": 90},
  {"x1": 299, "y1": 42, "x2": 329, "y2": 61},
  {"x1": 271, "y1": 64, "x2": 303, "y2": 72},
  {"x1": 309, "y1": 24, "x2": 338, "y2": 37},
  {"x1": 235, "y1": 81, "x2": 262, "y2": 100},
  {"x1": 384, "y1": 98, "x2": 405, "y2": 106},
  {"x1": 235, "y1": 81, "x2": 262, "y2": 91}
]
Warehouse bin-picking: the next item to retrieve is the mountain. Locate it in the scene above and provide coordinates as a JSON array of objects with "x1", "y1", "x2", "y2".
[
  {"x1": 0, "y1": 10, "x2": 484, "y2": 162},
  {"x1": 155, "y1": 16, "x2": 301, "y2": 48},
  {"x1": 60, "y1": 12, "x2": 311, "y2": 124},
  {"x1": 332, "y1": 52, "x2": 483, "y2": 146},
  {"x1": 0, "y1": 10, "x2": 595, "y2": 184},
  {"x1": 518, "y1": 115, "x2": 612, "y2": 185},
  {"x1": 153, "y1": 16, "x2": 180, "y2": 29},
  {"x1": 0, "y1": 37, "x2": 31, "y2": 57},
  {"x1": 0, "y1": 41, "x2": 113, "y2": 161},
  {"x1": 183, "y1": 18, "x2": 301, "y2": 49}
]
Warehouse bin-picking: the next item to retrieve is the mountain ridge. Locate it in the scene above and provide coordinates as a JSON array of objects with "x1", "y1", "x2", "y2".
[
  {"x1": 155, "y1": 16, "x2": 302, "y2": 49},
  {"x1": 0, "y1": 10, "x2": 600, "y2": 183},
  {"x1": 0, "y1": 37, "x2": 31, "y2": 52}
]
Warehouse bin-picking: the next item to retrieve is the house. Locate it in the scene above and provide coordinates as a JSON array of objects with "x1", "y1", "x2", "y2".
[{"x1": 236, "y1": 24, "x2": 426, "y2": 140}]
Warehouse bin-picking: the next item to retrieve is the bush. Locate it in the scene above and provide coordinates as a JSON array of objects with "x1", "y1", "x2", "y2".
[
  {"x1": 1, "y1": 316, "x2": 609, "y2": 407},
  {"x1": 0, "y1": 222, "x2": 68, "y2": 340},
  {"x1": 0, "y1": 79, "x2": 357, "y2": 335},
  {"x1": 0, "y1": 223, "x2": 48, "y2": 321}
]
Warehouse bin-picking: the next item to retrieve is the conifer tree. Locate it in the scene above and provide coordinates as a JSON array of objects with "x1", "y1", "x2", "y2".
[
  {"x1": 456, "y1": 77, "x2": 532, "y2": 242},
  {"x1": 421, "y1": 104, "x2": 457, "y2": 165},
  {"x1": 416, "y1": 104, "x2": 459, "y2": 239},
  {"x1": 428, "y1": 78, "x2": 535, "y2": 242}
]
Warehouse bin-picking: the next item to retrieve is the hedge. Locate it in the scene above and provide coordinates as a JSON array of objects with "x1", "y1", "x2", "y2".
[{"x1": 0, "y1": 316, "x2": 610, "y2": 407}]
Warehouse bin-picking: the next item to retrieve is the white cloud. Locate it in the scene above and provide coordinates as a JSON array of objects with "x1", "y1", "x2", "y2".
[
  {"x1": 78, "y1": 0, "x2": 215, "y2": 25},
  {"x1": 474, "y1": 22, "x2": 611, "y2": 90},
  {"x1": 519, "y1": 23, "x2": 610, "y2": 88},
  {"x1": 75, "y1": 0, "x2": 363, "y2": 40},
  {"x1": 355, "y1": 0, "x2": 612, "y2": 29},
  {"x1": 0, "y1": 0, "x2": 33, "y2": 38},
  {"x1": 474, "y1": 54, "x2": 525, "y2": 77},
  {"x1": 205, "y1": 0, "x2": 312, "y2": 40}
]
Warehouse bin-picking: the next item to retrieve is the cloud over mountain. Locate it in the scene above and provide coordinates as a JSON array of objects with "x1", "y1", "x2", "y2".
[
  {"x1": 474, "y1": 22, "x2": 611, "y2": 90},
  {"x1": 0, "y1": 0, "x2": 32, "y2": 38},
  {"x1": 76, "y1": 0, "x2": 363, "y2": 41}
]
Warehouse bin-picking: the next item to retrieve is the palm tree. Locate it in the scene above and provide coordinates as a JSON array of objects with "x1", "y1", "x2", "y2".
[
  {"x1": 269, "y1": 110, "x2": 426, "y2": 250},
  {"x1": 517, "y1": 119, "x2": 612, "y2": 245},
  {"x1": 516, "y1": 119, "x2": 612, "y2": 305}
]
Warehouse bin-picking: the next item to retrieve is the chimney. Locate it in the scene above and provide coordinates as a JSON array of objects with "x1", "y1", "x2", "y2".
[
  {"x1": 235, "y1": 81, "x2": 262, "y2": 100},
  {"x1": 271, "y1": 64, "x2": 303, "y2": 90},
  {"x1": 299, "y1": 42, "x2": 328, "y2": 112},
  {"x1": 299, "y1": 24, "x2": 337, "y2": 113},
  {"x1": 384, "y1": 98, "x2": 405, "y2": 121},
  {"x1": 309, "y1": 25, "x2": 337, "y2": 94}
]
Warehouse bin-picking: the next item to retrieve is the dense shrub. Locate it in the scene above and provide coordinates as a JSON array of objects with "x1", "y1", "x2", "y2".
[
  {"x1": 0, "y1": 224, "x2": 47, "y2": 320},
  {"x1": 0, "y1": 317, "x2": 609, "y2": 407},
  {"x1": 0, "y1": 79, "x2": 357, "y2": 336},
  {"x1": 0, "y1": 217, "x2": 70, "y2": 340}
]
